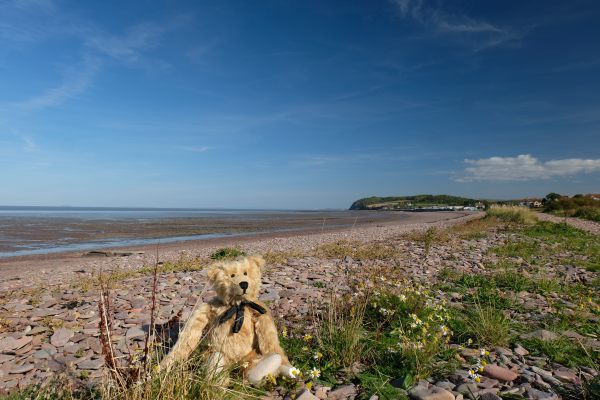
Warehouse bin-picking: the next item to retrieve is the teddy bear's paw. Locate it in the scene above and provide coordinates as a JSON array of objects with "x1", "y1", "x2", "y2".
[{"x1": 247, "y1": 353, "x2": 282, "y2": 385}]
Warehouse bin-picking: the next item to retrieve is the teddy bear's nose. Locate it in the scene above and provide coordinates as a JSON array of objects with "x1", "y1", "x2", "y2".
[{"x1": 239, "y1": 281, "x2": 249, "y2": 291}]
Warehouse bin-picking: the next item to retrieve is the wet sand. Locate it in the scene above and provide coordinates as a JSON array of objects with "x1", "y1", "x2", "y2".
[{"x1": 0, "y1": 211, "x2": 480, "y2": 292}]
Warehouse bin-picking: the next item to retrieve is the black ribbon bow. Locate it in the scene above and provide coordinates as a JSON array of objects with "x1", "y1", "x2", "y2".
[{"x1": 218, "y1": 300, "x2": 267, "y2": 334}]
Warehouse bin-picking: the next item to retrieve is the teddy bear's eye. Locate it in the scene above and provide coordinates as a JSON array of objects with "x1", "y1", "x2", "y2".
[
  {"x1": 243, "y1": 271, "x2": 247, "y2": 276},
  {"x1": 230, "y1": 274, "x2": 235, "y2": 278}
]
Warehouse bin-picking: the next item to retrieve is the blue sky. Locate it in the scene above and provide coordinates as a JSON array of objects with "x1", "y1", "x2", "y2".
[{"x1": 1, "y1": 0, "x2": 599, "y2": 209}]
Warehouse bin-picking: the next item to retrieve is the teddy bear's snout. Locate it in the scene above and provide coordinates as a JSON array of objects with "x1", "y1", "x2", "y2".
[{"x1": 239, "y1": 281, "x2": 249, "y2": 293}]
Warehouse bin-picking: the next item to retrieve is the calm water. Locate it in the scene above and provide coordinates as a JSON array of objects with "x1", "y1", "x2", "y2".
[{"x1": 0, "y1": 206, "x2": 391, "y2": 258}]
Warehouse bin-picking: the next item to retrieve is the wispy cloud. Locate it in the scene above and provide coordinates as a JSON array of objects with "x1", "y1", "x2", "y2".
[
  {"x1": 174, "y1": 145, "x2": 213, "y2": 153},
  {"x1": 22, "y1": 135, "x2": 36, "y2": 151},
  {"x1": 2, "y1": 1, "x2": 191, "y2": 111},
  {"x1": 85, "y1": 15, "x2": 191, "y2": 66},
  {"x1": 13, "y1": 56, "x2": 100, "y2": 110},
  {"x1": 389, "y1": 0, "x2": 519, "y2": 50},
  {"x1": 457, "y1": 154, "x2": 600, "y2": 182}
]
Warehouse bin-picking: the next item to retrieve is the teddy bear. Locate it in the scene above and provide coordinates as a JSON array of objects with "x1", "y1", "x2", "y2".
[{"x1": 160, "y1": 255, "x2": 295, "y2": 385}]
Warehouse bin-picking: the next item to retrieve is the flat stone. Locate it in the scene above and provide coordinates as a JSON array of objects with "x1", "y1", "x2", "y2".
[
  {"x1": 520, "y1": 330, "x2": 558, "y2": 342},
  {"x1": 25, "y1": 326, "x2": 48, "y2": 336},
  {"x1": 33, "y1": 350, "x2": 50, "y2": 359},
  {"x1": 479, "y1": 393, "x2": 501, "y2": 400},
  {"x1": 50, "y1": 328, "x2": 74, "y2": 347},
  {"x1": 76, "y1": 358, "x2": 104, "y2": 370},
  {"x1": 526, "y1": 388, "x2": 559, "y2": 400},
  {"x1": 327, "y1": 384, "x2": 357, "y2": 400},
  {"x1": 483, "y1": 365, "x2": 518, "y2": 382},
  {"x1": 553, "y1": 367, "x2": 578, "y2": 384},
  {"x1": 409, "y1": 386, "x2": 455, "y2": 400},
  {"x1": 513, "y1": 344, "x2": 529, "y2": 356},
  {"x1": 0, "y1": 354, "x2": 15, "y2": 363},
  {"x1": 126, "y1": 327, "x2": 146, "y2": 340},
  {"x1": 0, "y1": 336, "x2": 31, "y2": 352},
  {"x1": 296, "y1": 389, "x2": 319, "y2": 400},
  {"x1": 314, "y1": 385, "x2": 331, "y2": 399},
  {"x1": 10, "y1": 363, "x2": 34, "y2": 374}
]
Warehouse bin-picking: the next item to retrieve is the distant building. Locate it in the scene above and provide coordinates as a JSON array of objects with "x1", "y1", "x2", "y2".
[
  {"x1": 587, "y1": 194, "x2": 600, "y2": 201},
  {"x1": 518, "y1": 198, "x2": 543, "y2": 208}
]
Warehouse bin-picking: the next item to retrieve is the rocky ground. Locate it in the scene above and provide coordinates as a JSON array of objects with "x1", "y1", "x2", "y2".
[{"x1": 0, "y1": 212, "x2": 598, "y2": 399}]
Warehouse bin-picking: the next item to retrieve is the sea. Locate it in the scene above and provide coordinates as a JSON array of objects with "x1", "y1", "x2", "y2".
[{"x1": 0, "y1": 206, "x2": 391, "y2": 259}]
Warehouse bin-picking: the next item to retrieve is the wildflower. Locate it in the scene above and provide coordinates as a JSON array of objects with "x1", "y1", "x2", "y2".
[
  {"x1": 468, "y1": 369, "x2": 481, "y2": 382},
  {"x1": 480, "y1": 348, "x2": 489, "y2": 357},
  {"x1": 302, "y1": 346, "x2": 309, "y2": 352},
  {"x1": 289, "y1": 367, "x2": 301, "y2": 379},
  {"x1": 440, "y1": 325, "x2": 449, "y2": 336},
  {"x1": 309, "y1": 367, "x2": 321, "y2": 379},
  {"x1": 267, "y1": 374, "x2": 277, "y2": 384},
  {"x1": 305, "y1": 381, "x2": 313, "y2": 390},
  {"x1": 399, "y1": 294, "x2": 406, "y2": 301},
  {"x1": 313, "y1": 351, "x2": 323, "y2": 360},
  {"x1": 303, "y1": 334, "x2": 313, "y2": 342},
  {"x1": 282, "y1": 327, "x2": 288, "y2": 338},
  {"x1": 467, "y1": 338, "x2": 473, "y2": 345}
]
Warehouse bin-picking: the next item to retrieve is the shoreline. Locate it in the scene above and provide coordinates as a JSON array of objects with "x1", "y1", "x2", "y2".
[{"x1": 0, "y1": 211, "x2": 480, "y2": 292}]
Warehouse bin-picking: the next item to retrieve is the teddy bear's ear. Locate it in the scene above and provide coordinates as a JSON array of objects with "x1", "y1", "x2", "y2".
[
  {"x1": 247, "y1": 255, "x2": 266, "y2": 271},
  {"x1": 207, "y1": 265, "x2": 223, "y2": 283}
]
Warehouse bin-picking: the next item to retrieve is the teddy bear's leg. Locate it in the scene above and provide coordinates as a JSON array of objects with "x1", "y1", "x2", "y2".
[
  {"x1": 160, "y1": 303, "x2": 212, "y2": 371},
  {"x1": 254, "y1": 314, "x2": 291, "y2": 366},
  {"x1": 205, "y1": 351, "x2": 229, "y2": 384},
  {"x1": 206, "y1": 351, "x2": 226, "y2": 375},
  {"x1": 246, "y1": 353, "x2": 282, "y2": 385}
]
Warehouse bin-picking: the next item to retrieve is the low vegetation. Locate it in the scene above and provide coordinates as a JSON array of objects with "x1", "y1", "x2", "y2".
[
  {"x1": 486, "y1": 204, "x2": 537, "y2": 224},
  {"x1": 3, "y1": 212, "x2": 598, "y2": 400},
  {"x1": 544, "y1": 193, "x2": 600, "y2": 222}
]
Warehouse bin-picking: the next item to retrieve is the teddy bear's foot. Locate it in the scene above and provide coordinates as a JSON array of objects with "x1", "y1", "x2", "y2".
[
  {"x1": 206, "y1": 351, "x2": 227, "y2": 379},
  {"x1": 278, "y1": 363, "x2": 295, "y2": 378},
  {"x1": 247, "y1": 353, "x2": 282, "y2": 385}
]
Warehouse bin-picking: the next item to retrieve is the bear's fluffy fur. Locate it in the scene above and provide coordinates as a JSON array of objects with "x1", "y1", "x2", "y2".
[{"x1": 160, "y1": 255, "x2": 294, "y2": 384}]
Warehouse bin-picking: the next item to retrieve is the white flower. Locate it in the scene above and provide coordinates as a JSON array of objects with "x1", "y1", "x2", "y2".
[
  {"x1": 309, "y1": 367, "x2": 321, "y2": 379},
  {"x1": 289, "y1": 367, "x2": 301, "y2": 379},
  {"x1": 399, "y1": 294, "x2": 406, "y2": 301}
]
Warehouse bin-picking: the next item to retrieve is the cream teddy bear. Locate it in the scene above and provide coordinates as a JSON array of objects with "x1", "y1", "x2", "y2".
[{"x1": 160, "y1": 255, "x2": 294, "y2": 384}]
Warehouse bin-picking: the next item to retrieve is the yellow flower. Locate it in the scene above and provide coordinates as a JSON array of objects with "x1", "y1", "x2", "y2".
[
  {"x1": 303, "y1": 334, "x2": 313, "y2": 342},
  {"x1": 313, "y1": 351, "x2": 323, "y2": 360},
  {"x1": 282, "y1": 327, "x2": 288, "y2": 338},
  {"x1": 475, "y1": 376, "x2": 481, "y2": 383},
  {"x1": 267, "y1": 374, "x2": 277, "y2": 384},
  {"x1": 305, "y1": 381, "x2": 313, "y2": 390}
]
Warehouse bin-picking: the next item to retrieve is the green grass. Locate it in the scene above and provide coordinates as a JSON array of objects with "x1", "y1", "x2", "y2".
[
  {"x1": 210, "y1": 248, "x2": 247, "y2": 260},
  {"x1": 520, "y1": 337, "x2": 597, "y2": 369},
  {"x1": 450, "y1": 300, "x2": 512, "y2": 347}
]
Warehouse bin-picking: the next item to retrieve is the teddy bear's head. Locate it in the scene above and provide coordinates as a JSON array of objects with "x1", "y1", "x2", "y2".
[{"x1": 207, "y1": 255, "x2": 265, "y2": 304}]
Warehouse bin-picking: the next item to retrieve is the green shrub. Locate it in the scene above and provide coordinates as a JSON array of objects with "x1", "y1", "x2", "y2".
[{"x1": 486, "y1": 205, "x2": 537, "y2": 224}]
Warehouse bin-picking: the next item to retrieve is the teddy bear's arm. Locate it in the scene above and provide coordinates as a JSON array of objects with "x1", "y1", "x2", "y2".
[
  {"x1": 160, "y1": 302, "x2": 213, "y2": 370},
  {"x1": 254, "y1": 313, "x2": 290, "y2": 366}
]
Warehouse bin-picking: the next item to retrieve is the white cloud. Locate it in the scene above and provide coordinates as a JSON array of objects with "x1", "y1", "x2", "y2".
[
  {"x1": 458, "y1": 154, "x2": 600, "y2": 182},
  {"x1": 389, "y1": 0, "x2": 518, "y2": 49}
]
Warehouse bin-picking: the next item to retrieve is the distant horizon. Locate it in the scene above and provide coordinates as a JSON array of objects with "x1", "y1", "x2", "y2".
[{"x1": 0, "y1": 190, "x2": 587, "y2": 211}]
